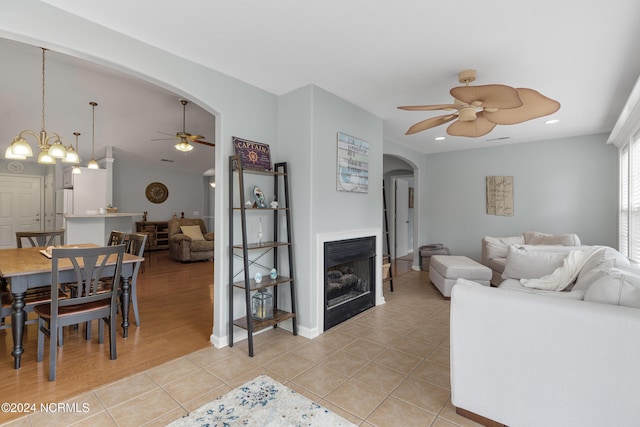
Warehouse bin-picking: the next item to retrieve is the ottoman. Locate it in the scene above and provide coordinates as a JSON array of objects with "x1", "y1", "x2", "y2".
[{"x1": 429, "y1": 255, "x2": 491, "y2": 298}]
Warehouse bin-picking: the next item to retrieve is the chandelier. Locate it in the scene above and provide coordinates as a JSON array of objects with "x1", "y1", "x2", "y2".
[{"x1": 4, "y1": 48, "x2": 77, "y2": 165}]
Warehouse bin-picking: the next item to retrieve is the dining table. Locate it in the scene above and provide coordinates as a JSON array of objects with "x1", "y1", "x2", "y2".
[{"x1": 0, "y1": 243, "x2": 144, "y2": 369}]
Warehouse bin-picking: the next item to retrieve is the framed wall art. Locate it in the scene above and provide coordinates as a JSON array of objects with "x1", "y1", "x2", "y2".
[
  {"x1": 486, "y1": 176, "x2": 514, "y2": 216},
  {"x1": 336, "y1": 132, "x2": 369, "y2": 193}
]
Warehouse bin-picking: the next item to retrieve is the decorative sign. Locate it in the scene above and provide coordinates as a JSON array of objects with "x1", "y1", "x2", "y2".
[
  {"x1": 486, "y1": 176, "x2": 514, "y2": 216},
  {"x1": 336, "y1": 132, "x2": 369, "y2": 193},
  {"x1": 232, "y1": 136, "x2": 272, "y2": 171}
]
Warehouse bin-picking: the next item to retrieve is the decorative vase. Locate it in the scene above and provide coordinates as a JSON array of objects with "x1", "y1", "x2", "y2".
[
  {"x1": 270, "y1": 268, "x2": 278, "y2": 280},
  {"x1": 254, "y1": 272, "x2": 262, "y2": 284}
]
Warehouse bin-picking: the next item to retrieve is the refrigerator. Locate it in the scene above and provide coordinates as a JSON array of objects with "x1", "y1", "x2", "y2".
[{"x1": 55, "y1": 189, "x2": 73, "y2": 229}]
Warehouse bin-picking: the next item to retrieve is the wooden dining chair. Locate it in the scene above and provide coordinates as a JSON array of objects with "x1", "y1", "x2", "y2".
[
  {"x1": 123, "y1": 233, "x2": 147, "y2": 327},
  {"x1": 33, "y1": 244, "x2": 125, "y2": 381},
  {"x1": 107, "y1": 230, "x2": 126, "y2": 246},
  {"x1": 2, "y1": 230, "x2": 68, "y2": 331},
  {"x1": 16, "y1": 230, "x2": 65, "y2": 248}
]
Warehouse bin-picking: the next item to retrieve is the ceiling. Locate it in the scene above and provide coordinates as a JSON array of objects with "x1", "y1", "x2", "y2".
[{"x1": 2, "y1": 0, "x2": 640, "y2": 170}]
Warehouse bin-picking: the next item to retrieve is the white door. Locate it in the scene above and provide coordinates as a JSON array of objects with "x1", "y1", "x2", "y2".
[
  {"x1": 0, "y1": 174, "x2": 43, "y2": 249},
  {"x1": 395, "y1": 178, "x2": 409, "y2": 258}
]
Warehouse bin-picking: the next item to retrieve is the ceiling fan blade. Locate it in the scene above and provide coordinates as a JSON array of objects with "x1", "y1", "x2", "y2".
[
  {"x1": 405, "y1": 114, "x2": 457, "y2": 135},
  {"x1": 450, "y1": 84, "x2": 523, "y2": 109},
  {"x1": 187, "y1": 134, "x2": 206, "y2": 141},
  {"x1": 446, "y1": 111, "x2": 497, "y2": 137},
  {"x1": 398, "y1": 104, "x2": 459, "y2": 111},
  {"x1": 193, "y1": 139, "x2": 215, "y2": 147},
  {"x1": 483, "y1": 88, "x2": 560, "y2": 125},
  {"x1": 151, "y1": 137, "x2": 174, "y2": 141}
]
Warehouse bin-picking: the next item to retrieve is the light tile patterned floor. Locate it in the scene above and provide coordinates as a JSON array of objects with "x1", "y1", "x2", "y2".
[{"x1": 2, "y1": 270, "x2": 482, "y2": 427}]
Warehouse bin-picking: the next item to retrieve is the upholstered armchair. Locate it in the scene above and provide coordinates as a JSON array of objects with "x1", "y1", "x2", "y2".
[{"x1": 167, "y1": 218, "x2": 214, "y2": 262}]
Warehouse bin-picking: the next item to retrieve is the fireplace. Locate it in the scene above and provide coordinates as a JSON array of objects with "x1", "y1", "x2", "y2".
[{"x1": 324, "y1": 236, "x2": 376, "y2": 330}]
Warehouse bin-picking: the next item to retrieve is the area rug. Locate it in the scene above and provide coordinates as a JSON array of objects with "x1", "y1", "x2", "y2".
[{"x1": 166, "y1": 374, "x2": 357, "y2": 426}]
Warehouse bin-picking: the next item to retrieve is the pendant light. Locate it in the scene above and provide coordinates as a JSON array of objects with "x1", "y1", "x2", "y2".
[
  {"x1": 5, "y1": 48, "x2": 67, "y2": 164},
  {"x1": 71, "y1": 132, "x2": 82, "y2": 174},
  {"x1": 87, "y1": 101, "x2": 99, "y2": 169},
  {"x1": 63, "y1": 130, "x2": 80, "y2": 164}
]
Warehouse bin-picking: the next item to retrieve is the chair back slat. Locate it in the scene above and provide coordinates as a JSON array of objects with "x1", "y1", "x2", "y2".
[
  {"x1": 16, "y1": 230, "x2": 65, "y2": 248},
  {"x1": 125, "y1": 233, "x2": 147, "y2": 257},
  {"x1": 107, "y1": 230, "x2": 126, "y2": 246},
  {"x1": 51, "y1": 245, "x2": 125, "y2": 310}
]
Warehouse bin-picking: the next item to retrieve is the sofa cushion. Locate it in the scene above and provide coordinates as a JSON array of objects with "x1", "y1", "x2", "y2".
[
  {"x1": 498, "y1": 278, "x2": 585, "y2": 300},
  {"x1": 502, "y1": 245, "x2": 569, "y2": 280},
  {"x1": 584, "y1": 268, "x2": 640, "y2": 308},
  {"x1": 180, "y1": 225, "x2": 205, "y2": 241},
  {"x1": 483, "y1": 235, "x2": 524, "y2": 260},
  {"x1": 523, "y1": 231, "x2": 581, "y2": 246}
]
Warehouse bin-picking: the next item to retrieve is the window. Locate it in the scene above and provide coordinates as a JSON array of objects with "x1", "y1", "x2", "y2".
[{"x1": 620, "y1": 133, "x2": 640, "y2": 261}]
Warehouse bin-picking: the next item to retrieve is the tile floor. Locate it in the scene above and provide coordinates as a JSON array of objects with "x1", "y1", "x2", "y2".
[{"x1": 3, "y1": 269, "x2": 481, "y2": 427}]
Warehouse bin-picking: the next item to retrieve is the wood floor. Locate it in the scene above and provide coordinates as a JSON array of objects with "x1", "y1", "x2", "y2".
[{"x1": 0, "y1": 250, "x2": 214, "y2": 425}]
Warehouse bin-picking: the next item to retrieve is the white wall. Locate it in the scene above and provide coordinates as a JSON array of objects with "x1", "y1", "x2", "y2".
[{"x1": 424, "y1": 133, "x2": 618, "y2": 260}]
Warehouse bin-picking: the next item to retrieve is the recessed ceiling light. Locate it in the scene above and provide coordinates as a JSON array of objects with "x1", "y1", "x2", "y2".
[
  {"x1": 545, "y1": 119, "x2": 560, "y2": 125},
  {"x1": 434, "y1": 136, "x2": 446, "y2": 141}
]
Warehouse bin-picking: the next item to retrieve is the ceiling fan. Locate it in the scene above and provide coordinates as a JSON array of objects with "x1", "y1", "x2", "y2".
[
  {"x1": 154, "y1": 99, "x2": 215, "y2": 152},
  {"x1": 398, "y1": 69, "x2": 560, "y2": 138}
]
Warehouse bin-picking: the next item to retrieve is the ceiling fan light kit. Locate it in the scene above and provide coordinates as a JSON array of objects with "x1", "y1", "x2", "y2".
[
  {"x1": 399, "y1": 69, "x2": 560, "y2": 138},
  {"x1": 153, "y1": 99, "x2": 214, "y2": 153}
]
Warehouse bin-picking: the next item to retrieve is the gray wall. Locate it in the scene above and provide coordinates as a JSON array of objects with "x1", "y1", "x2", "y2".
[
  {"x1": 112, "y1": 153, "x2": 211, "y2": 222},
  {"x1": 424, "y1": 133, "x2": 618, "y2": 261},
  {"x1": 278, "y1": 85, "x2": 383, "y2": 335}
]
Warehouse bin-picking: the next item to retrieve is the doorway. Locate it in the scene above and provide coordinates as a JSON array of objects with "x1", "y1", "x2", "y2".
[
  {"x1": 0, "y1": 174, "x2": 43, "y2": 249},
  {"x1": 390, "y1": 175, "x2": 414, "y2": 260}
]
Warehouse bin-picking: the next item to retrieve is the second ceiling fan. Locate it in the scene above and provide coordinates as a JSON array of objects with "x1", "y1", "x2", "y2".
[
  {"x1": 398, "y1": 69, "x2": 560, "y2": 138},
  {"x1": 155, "y1": 99, "x2": 215, "y2": 152}
]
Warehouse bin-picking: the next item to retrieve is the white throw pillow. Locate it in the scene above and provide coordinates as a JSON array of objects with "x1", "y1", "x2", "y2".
[
  {"x1": 180, "y1": 225, "x2": 205, "y2": 241},
  {"x1": 523, "y1": 231, "x2": 581, "y2": 246},
  {"x1": 584, "y1": 268, "x2": 640, "y2": 308},
  {"x1": 502, "y1": 245, "x2": 568, "y2": 280},
  {"x1": 484, "y1": 235, "x2": 525, "y2": 260}
]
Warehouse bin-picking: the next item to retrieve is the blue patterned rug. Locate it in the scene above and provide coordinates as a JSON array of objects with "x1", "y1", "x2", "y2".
[{"x1": 166, "y1": 374, "x2": 357, "y2": 426}]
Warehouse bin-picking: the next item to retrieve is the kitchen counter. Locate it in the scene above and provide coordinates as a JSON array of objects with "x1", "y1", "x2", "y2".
[{"x1": 64, "y1": 213, "x2": 144, "y2": 245}]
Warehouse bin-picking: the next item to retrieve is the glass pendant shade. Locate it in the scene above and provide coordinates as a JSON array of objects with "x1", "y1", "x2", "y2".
[
  {"x1": 62, "y1": 146, "x2": 79, "y2": 163},
  {"x1": 175, "y1": 141, "x2": 194, "y2": 152},
  {"x1": 47, "y1": 140, "x2": 67, "y2": 158},
  {"x1": 87, "y1": 158, "x2": 99, "y2": 169},
  {"x1": 72, "y1": 165, "x2": 82, "y2": 174},
  {"x1": 37, "y1": 149, "x2": 56, "y2": 164},
  {"x1": 10, "y1": 137, "x2": 34, "y2": 157},
  {"x1": 5, "y1": 145, "x2": 27, "y2": 160}
]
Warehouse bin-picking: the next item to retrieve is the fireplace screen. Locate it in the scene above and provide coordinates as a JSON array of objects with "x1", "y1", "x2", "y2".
[{"x1": 324, "y1": 236, "x2": 376, "y2": 330}]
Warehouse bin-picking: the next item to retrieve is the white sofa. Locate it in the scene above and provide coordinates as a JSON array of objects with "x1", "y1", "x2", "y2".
[
  {"x1": 451, "y1": 242, "x2": 640, "y2": 426},
  {"x1": 482, "y1": 231, "x2": 581, "y2": 285}
]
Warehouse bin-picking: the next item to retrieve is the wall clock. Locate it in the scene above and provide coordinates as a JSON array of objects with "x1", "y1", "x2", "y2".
[
  {"x1": 145, "y1": 182, "x2": 169, "y2": 204},
  {"x1": 6, "y1": 161, "x2": 24, "y2": 174}
]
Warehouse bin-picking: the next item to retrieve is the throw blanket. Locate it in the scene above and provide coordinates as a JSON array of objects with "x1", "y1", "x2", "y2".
[{"x1": 520, "y1": 247, "x2": 604, "y2": 291}]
